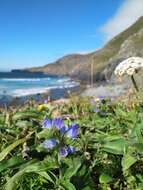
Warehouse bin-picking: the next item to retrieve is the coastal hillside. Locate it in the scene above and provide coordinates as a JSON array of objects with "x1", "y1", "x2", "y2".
[{"x1": 26, "y1": 16, "x2": 143, "y2": 83}]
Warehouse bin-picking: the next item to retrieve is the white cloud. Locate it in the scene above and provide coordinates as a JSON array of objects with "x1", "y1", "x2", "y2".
[{"x1": 101, "y1": 0, "x2": 143, "y2": 41}]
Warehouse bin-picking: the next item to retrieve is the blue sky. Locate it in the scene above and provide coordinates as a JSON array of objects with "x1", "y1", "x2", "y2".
[{"x1": 0, "y1": 0, "x2": 142, "y2": 71}]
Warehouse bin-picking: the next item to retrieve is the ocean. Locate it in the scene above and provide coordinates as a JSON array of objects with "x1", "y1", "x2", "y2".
[{"x1": 0, "y1": 72, "x2": 79, "y2": 104}]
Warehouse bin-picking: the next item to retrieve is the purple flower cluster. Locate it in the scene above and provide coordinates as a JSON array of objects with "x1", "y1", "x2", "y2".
[
  {"x1": 42, "y1": 118, "x2": 64, "y2": 130},
  {"x1": 42, "y1": 118, "x2": 79, "y2": 157},
  {"x1": 90, "y1": 96, "x2": 112, "y2": 115}
]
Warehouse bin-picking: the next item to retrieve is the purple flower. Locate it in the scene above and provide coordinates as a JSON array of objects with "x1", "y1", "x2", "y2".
[
  {"x1": 42, "y1": 139, "x2": 58, "y2": 150},
  {"x1": 44, "y1": 99, "x2": 48, "y2": 104},
  {"x1": 52, "y1": 118, "x2": 64, "y2": 130},
  {"x1": 98, "y1": 96, "x2": 105, "y2": 100},
  {"x1": 93, "y1": 108, "x2": 100, "y2": 113},
  {"x1": 66, "y1": 124, "x2": 79, "y2": 139},
  {"x1": 42, "y1": 118, "x2": 64, "y2": 130},
  {"x1": 90, "y1": 99, "x2": 96, "y2": 105},
  {"x1": 67, "y1": 146, "x2": 76, "y2": 153},
  {"x1": 60, "y1": 125, "x2": 68, "y2": 136},
  {"x1": 59, "y1": 147, "x2": 69, "y2": 157},
  {"x1": 59, "y1": 146, "x2": 76, "y2": 157},
  {"x1": 42, "y1": 118, "x2": 52, "y2": 129}
]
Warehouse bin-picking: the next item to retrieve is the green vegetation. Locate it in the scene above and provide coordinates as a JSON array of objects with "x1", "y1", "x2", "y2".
[{"x1": 0, "y1": 96, "x2": 143, "y2": 190}]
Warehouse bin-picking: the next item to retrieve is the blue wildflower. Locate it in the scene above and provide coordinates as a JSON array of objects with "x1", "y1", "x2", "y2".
[
  {"x1": 60, "y1": 125, "x2": 68, "y2": 136},
  {"x1": 98, "y1": 96, "x2": 107, "y2": 101},
  {"x1": 42, "y1": 118, "x2": 64, "y2": 130},
  {"x1": 52, "y1": 118, "x2": 64, "y2": 130},
  {"x1": 98, "y1": 96, "x2": 106, "y2": 100},
  {"x1": 59, "y1": 146, "x2": 76, "y2": 157},
  {"x1": 67, "y1": 146, "x2": 76, "y2": 153},
  {"x1": 93, "y1": 108, "x2": 100, "y2": 113},
  {"x1": 59, "y1": 147, "x2": 69, "y2": 157},
  {"x1": 44, "y1": 99, "x2": 48, "y2": 104},
  {"x1": 42, "y1": 139, "x2": 58, "y2": 150},
  {"x1": 66, "y1": 124, "x2": 79, "y2": 139},
  {"x1": 42, "y1": 118, "x2": 52, "y2": 129},
  {"x1": 41, "y1": 118, "x2": 79, "y2": 156}
]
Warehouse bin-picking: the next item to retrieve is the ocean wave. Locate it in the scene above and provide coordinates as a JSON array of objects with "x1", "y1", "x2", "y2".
[
  {"x1": 0, "y1": 78, "x2": 51, "y2": 82},
  {"x1": 57, "y1": 78, "x2": 71, "y2": 83},
  {"x1": 11, "y1": 82, "x2": 79, "y2": 97},
  {"x1": 12, "y1": 88, "x2": 50, "y2": 97}
]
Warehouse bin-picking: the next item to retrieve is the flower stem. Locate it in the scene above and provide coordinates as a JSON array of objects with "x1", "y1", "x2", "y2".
[{"x1": 131, "y1": 75, "x2": 139, "y2": 91}]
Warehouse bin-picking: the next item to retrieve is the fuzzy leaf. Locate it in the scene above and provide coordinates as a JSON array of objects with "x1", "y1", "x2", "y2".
[
  {"x1": 64, "y1": 158, "x2": 81, "y2": 179},
  {"x1": 60, "y1": 179, "x2": 76, "y2": 190},
  {"x1": 0, "y1": 138, "x2": 26, "y2": 162},
  {"x1": 102, "y1": 139, "x2": 128, "y2": 155},
  {"x1": 122, "y1": 153, "x2": 137, "y2": 171},
  {"x1": 0, "y1": 156, "x2": 25, "y2": 172}
]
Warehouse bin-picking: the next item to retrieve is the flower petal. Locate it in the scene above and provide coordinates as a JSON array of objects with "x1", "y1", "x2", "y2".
[
  {"x1": 66, "y1": 124, "x2": 79, "y2": 139},
  {"x1": 42, "y1": 139, "x2": 58, "y2": 150},
  {"x1": 42, "y1": 118, "x2": 52, "y2": 129},
  {"x1": 59, "y1": 147, "x2": 69, "y2": 157},
  {"x1": 67, "y1": 146, "x2": 76, "y2": 153},
  {"x1": 60, "y1": 125, "x2": 68, "y2": 136},
  {"x1": 93, "y1": 108, "x2": 100, "y2": 113},
  {"x1": 52, "y1": 118, "x2": 64, "y2": 129}
]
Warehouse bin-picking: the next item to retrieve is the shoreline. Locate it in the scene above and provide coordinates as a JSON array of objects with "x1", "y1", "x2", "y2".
[
  {"x1": 0, "y1": 80, "x2": 130, "y2": 108},
  {"x1": 0, "y1": 85, "x2": 81, "y2": 107}
]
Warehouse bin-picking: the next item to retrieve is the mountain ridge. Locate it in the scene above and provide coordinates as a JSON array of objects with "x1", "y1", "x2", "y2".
[{"x1": 25, "y1": 16, "x2": 143, "y2": 83}]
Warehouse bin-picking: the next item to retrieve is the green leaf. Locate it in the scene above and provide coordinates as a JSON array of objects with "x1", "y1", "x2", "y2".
[
  {"x1": 122, "y1": 153, "x2": 137, "y2": 171},
  {"x1": 60, "y1": 179, "x2": 76, "y2": 190},
  {"x1": 12, "y1": 111, "x2": 40, "y2": 121},
  {"x1": 5, "y1": 160, "x2": 55, "y2": 190},
  {"x1": 64, "y1": 158, "x2": 81, "y2": 179},
  {"x1": 133, "y1": 143, "x2": 143, "y2": 152},
  {"x1": 102, "y1": 139, "x2": 128, "y2": 155},
  {"x1": 37, "y1": 128, "x2": 54, "y2": 139},
  {"x1": 5, "y1": 167, "x2": 26, "y2": 190},
  {"x1": 0, "y1": 156, "x2": 25, "y2": 172},
  {"x1": 104, "y1": 135, "x2": 124, "y2": 142},
  {"x1": 115, "y1": 108, "x2": 127, "y2": 118},
  {"x1": 15, "y1": 120, "x2": 33, "y2": 128},
  {"x1": 81, "y1": 187, "x2": 93, "y2": 190},
  {"x1": 0, "y1": 138, "x2": 26, "y2": 162},
  {"x1": 135, "y1": 123, "x2": 143, "y2": 144},
  {"x1": 99, "y1": 173, "x2": 113, "y2": 184},
  {"x1": 36, "y1": 171, "x2": 55, "y2": 184}
]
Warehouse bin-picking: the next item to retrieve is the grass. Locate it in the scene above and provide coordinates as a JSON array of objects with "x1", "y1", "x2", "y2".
[{"x1": 0, "y1": 95, "x2": 143, "y2": 190}]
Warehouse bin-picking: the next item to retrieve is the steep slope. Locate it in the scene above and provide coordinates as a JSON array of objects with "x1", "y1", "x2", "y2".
[
  {"x1": 103, "y1": 25, "x2": 143, "y2": 81},
  {"x1": 26, "y1": 16, "x2": 143, "y2": 83},
  {"x1": 27, "y1": 54, "x2": 91, "y2": 76}
]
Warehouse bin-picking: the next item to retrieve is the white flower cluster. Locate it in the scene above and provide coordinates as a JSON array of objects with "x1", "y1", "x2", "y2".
[{"x1": 114, "y1": 57, "x2": 143, "y2": 76}]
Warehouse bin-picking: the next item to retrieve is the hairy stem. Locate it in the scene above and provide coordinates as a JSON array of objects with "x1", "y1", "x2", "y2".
[{"x1": 131, "y1": 75, "x2": 139, "y2": 91}]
